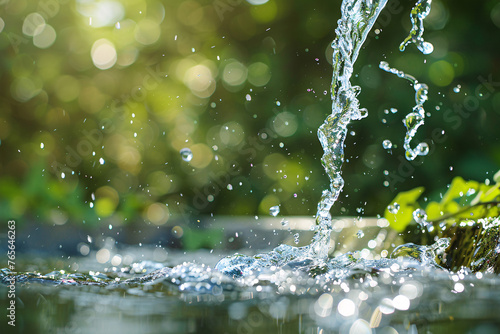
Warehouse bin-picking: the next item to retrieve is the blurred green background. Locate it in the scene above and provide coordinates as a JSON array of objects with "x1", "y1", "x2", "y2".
[{"x1": 0, "y1": 0, "x2": 499, "y2": 231}]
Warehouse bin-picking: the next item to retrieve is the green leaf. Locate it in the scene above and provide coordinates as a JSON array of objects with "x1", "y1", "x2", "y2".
[
  {"x1": 441, "y1": 176, "x2": 478, "y2": 206},
  {"x1": 425, "y1": 201, "x2": 442, "y2": 221},
  {"x1": 384, "y1": 187, "x2": 424, "y2": 232},
  {"x1": 494, "y1": 170, "x2": 500, "y2": 183},
  {"x1": 425, "y1": 170, "x2": 500, "y2": 224}
]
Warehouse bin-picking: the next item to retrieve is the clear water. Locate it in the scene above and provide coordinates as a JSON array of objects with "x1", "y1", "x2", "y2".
[
  {"x1": 379, "y1": 61, "x2": 430, "y2": 161},
  {"x1": 215, "y1": 0, "x2": 435, "y2": 276},
  {"x1": 3, "y1": 0, "x2": 500, "y2": 332},
  {"x1": 180, "y1": 147, "x2": 193, "y2": 162}
]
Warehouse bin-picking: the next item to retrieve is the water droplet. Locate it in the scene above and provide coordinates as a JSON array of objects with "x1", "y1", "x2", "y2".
[
  {"x1": 269, "y1": 205, "x2": 280, "y2": 217},
  {"x1": 416, "y1": 142, "x2": 429, "y2": 156},
  {"x1": 276, "y1": 101, "x2": 281, "y2": 106},
  {"x1": 380, "y1": 61, "x2": 429, "y2": 161},
  {"x1": 420, "y1": 41, "x2": 434, "y2": 55},
  {"x1": 279, "y1": 142, "x2": 284, "y2": 148},
  {"x1": 390, "y1": 108, "x2": 398, "y2": 114},
  {"x1": 356, "y1": 230, "x2": 364, "y2": 238},
  {"x1": 99, "y1": 157, "x2": 105, "y2": 165},
  {"x1": 245, "y1": 94, "x2": 251, "y2": 101},
  {"x1": 281, "y1": 219, "x2": 288, "y2": 227},
  {"x1": 180, "y1": 148, "x2": 193, "y2": 162},
  {"x1": 413, "y1": 208, "x2": 428, "y2": 227},
  {"x1": 382, "y1": 139, "x2": 392, "y2": 150},
  {"x1": 453, "y1": 85, "x2": 461, "y2": 93},
  {"x1": 227, "y1": 184, "x2": 233, "y2": 190},
  {"x1": 293, "y1": 233, "x2": 300, "y2": 244},
  {"x1": 388, "y1": 203, "x2": 400, "y2": 214},
  {"x1": 40, "y1": 142, "x2": 44, "y2": 149}
]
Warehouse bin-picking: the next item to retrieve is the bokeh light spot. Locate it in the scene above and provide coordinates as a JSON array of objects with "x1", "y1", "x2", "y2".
[
  {"x1": 95, "y1": 186, "x2": 119, "y2": 217},
  {"x1": 33, "y1": 24, "x2": 57, "y2": 49},
  {"x1": 338, "y1": 298, "x2": 356, "y2": 317},
  {"x1": 272, "y1": 111, "x2": 298, "y2": 137},
  {"x1": 96, "y1": 248, "x2": 111, "y2": 263},
  {"x1": 492, "y1": 2, "x2": 500, "y2": 28},
  {"x1": 349, "y1": 319, "x2": 371, "y2": 334},
  {"x1": 10, "y1": 77, "x2": 42, "y2": 102},
  {"x1": 184, "y1": 64, "x2": 216, "y2": 98},
  {"x1": 262, "y1": 153, "x2": 286, "y2": 180},
  {"x1": 189, "y1": 143, "x2": 214, "y2": 168},
  {"x1": 91, "y1": 38, "x2": 117, "y2": 70},
  {"x1": 246, "y1": 0, "x2": 269, "y2": 4},
  {"x1": 429, "y1": 60, "x2": 454, "y2": 86},
  {"x1": 220, "y1": 121, "x2": 244, "y2": 147},
  {"x1": 22, "y1": 12, "x2": 45, "y2": 37},
  {"x1": 248, "y1": 62, "x2": 271, "y2": 87},
  {"x1": 134, "y1": 19, "x2": 161, "y2": 45},
  {"x1": 50, "y1": 209, "x2": 69, "y2": 225},
  {"x1": 117, "y1": 46, "x2": 139, "y2": 67},
  {"x1": 77, "y1": 0, "x2": 125, "y2": 28},
  {"x1": 146, "y1": 202, "x2": 170, "y2": 225},
  {"x1": 222, "y1": 60, "x2": 248, "y2": 87}
]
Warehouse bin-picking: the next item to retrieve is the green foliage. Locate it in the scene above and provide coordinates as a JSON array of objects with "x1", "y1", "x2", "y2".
[
  {"x1": 384, "y1": 187, "x2": 424, "y2": 232},
  {"x1": 182, "y1": 228, "x2": 224, "y2": 250},
  {"x1": 385, "y1": 170, "x2": 500, "y2": 231},
  {"x1": 0, "y1": 160, "x2": 98, "y2": 226},
  {"x1": 1, "y1": 0, "x2": 499, "y2": 228}
]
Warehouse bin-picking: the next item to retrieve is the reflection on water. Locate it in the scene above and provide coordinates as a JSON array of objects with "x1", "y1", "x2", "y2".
[
  {"x1": 3, "y1": 246, "x2": 500, "y2": 334},
  {"x1": 2, "y1": 217, "x2": 500, "y2": 334}
]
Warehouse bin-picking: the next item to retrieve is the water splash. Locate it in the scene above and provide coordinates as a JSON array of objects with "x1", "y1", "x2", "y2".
[
  {"x1": 313, "y1": 0, "x2": 391, "y2": 259},
  {"x1": 216, "y1": 0, "x2": 436, "y2": 277},
  {"x1": 387, "y1": 202, "x2": 400, "y2": 214},
  {"x1": 391, "y1": 238, "x2": 450, "y2": 267},
  {"x1": 413, "y1": 208, "x2": 434, "y2": 232},
  {"x1": 379, "y1": 61, "x2": 430, "y2": 160},
  {"x1": 216, "y1": 0, "x2": 395, "y2": 277},
  {"x1": 399, "y1": 0, "x2": 434, "y2": 54}
]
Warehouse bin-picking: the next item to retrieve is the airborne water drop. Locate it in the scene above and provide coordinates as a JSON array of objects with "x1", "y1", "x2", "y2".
[
  {"x1": 180, "y1": 148, "x2": 193, "y2": 162},
  {"x1": 269, "y1": 205, "x2": 280, "y2": 217},
  {"x1": 382, "y1": 139, "x2": 393, "y2": 150}
]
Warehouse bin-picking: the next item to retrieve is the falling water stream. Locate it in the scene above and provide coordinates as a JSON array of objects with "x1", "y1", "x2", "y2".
[
  {"x1": 215, "y1": 0, "x2": 437, "y2": 277},
  {"x1": 3, "y1": 0, "x2": 500, "y2": 333}
]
